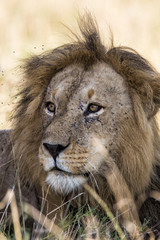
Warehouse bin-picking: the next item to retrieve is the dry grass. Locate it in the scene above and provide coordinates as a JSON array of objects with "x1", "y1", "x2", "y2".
[
  {"x1": 0, "y1": 189, "x2": 71, "y2": 240},
  {"x1": 83, "y1": 183, "x2": 127, "y2": 240},
  {"x1": 23, "y1": 202, "x2": 71, "y2": 240},
  {"x1": 0, "y1": 190, "x2": 22, "y2": 240},
  {"x1": 0, "y1": 231, "x2": 7, "y2": 240},
  {"x1": 0, "y1": 185, "x2": 159, "y2": 239}
]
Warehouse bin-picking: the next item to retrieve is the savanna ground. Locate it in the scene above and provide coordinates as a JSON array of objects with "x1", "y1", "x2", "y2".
[{"x1": 0, "y1": 0, "x2": 160, "y2": 239}]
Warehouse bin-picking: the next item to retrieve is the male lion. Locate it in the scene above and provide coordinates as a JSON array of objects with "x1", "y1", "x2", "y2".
[{"x1": 0, "y1": 15, "x2": 160, "y2": 236}]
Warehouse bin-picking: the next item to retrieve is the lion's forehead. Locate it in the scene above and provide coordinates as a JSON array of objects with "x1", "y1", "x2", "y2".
[{"x1": 47, "y1": 62, "x2": 130, "y2": 107}]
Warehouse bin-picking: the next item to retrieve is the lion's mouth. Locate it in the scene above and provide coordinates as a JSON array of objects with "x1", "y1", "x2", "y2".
[{"x1": 50, "y1": 167, "x2": 89, "y2": 178}]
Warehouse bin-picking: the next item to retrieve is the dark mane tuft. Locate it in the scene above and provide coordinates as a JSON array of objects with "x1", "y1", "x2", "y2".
[{"x1": 77, "y1": 13, "x2": 106, "y2": 56}]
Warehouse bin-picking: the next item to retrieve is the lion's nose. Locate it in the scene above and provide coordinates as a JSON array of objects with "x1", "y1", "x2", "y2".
[{"x1": 43, "y1": 143, "x2": 69, "y2": 160}]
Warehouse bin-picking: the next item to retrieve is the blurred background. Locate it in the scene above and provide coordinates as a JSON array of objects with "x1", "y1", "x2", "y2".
[{"x1": 0, "y1": 0, "x2": 160, "y2": 129}]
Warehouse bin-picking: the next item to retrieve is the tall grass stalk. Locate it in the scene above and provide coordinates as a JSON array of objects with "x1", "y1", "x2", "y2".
[{"x1": 83, "y1": 183, "x2": 127, "y2": 240}]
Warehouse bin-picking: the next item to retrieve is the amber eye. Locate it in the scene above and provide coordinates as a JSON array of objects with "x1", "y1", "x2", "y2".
[
  {"x1": 87, "y1": 104, "x2": 102, "y2": 114},
  {"x1": 46, "y1": 102, "x2": 56, "y2": 113}
]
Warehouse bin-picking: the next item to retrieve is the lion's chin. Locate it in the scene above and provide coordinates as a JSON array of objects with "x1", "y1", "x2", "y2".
[{"x1": 45, "y1": 171, "x2": 87, "y2": 195}]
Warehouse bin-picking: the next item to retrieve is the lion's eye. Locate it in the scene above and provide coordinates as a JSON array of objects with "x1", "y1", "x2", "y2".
[
  {"x1": 46, "y1": 102, "x2": 56, "y2": 113},
  {"x1": 87, "y1": 104, "x2": 102, "y2": 114}
]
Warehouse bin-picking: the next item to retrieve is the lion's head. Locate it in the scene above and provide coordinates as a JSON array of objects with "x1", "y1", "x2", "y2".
[
  {"x1": 11, "y1": 15, "x2": 160, "y2": 209},
  {"x1": 38, "y1": 62, "x2": 133, "y2": 195}
]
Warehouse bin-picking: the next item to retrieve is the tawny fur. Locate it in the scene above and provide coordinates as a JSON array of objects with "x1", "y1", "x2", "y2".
[{"x1": 0, "y1": 14, "x2": 160, "y2": 233}]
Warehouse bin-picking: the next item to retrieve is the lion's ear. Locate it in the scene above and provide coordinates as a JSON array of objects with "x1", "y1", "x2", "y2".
[
  {"x1": 129, "y1": 71, "x2": 160, "y2": 119},
  {"x1": 107, "y1": 48, "x2": 160, "y2": 119},
  {"x1": 149, "y1": 74, "x2": 160, "y2": 114},
  {"x1": 125, "y1": 53, "x2": 160, "y2": 119}
]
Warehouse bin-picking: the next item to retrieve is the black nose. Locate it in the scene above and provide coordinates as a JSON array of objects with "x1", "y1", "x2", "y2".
[{"x1": 43, "y1": 143, "x2": 68, "y2": 160}]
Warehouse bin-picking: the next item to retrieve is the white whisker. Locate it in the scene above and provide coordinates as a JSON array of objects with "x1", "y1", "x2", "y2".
[{"x1": 84, "y1": 164, "x2": 99, "y2": 191}]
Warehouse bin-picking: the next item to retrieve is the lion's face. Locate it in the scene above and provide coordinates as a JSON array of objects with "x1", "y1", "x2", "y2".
[{"x1": 38, "y1": 62, "x2": 133, "y2": 195}]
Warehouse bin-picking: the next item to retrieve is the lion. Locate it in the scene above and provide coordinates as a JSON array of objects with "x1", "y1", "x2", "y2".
[{"x1": 0, "y1": 14, "x2": 160, "y2": 235}]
